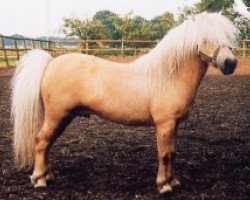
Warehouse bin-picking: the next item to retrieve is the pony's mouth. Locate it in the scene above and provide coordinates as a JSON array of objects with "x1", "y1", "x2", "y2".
[{"x1": 221, "y1": 68, "x2": 236, "y2": 75}]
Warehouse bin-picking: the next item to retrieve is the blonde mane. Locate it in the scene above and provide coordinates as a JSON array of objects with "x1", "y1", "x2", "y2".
[{"x1": 133, "y1": 12, "x2": 238, "y2": 80}]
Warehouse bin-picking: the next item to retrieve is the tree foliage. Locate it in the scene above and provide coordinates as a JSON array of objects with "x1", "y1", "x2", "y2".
[
  {"x1": 242, "y1": 0, "x2": 249, "y2": 7},
  {"x1": 63, "y1": 18, "x2": 108, "y2": 39},
  {"x1": 178, "y1": 0, "x2": 249, "y2": 39},
  {"x1": 150, "y1": 12, "x2": 176, "y2": 40},
  {"x1": 93, "y1": 10, "x2": 121, "y2": 39},
  {"x1": 63, "y1": 1, "x2": 249, "y2": 41},
  {"x1": 63, "y1": 10, "x2": 176, "y2": 40},
  {"x1": 195, "y1": 0, "x2": 234, "y2": 12}
]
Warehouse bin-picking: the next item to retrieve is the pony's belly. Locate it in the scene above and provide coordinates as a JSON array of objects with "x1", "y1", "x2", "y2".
[
  {"x1": 98, "y1": 112, "x2": 154, "y2": 126},
  {"x1": 75, "y1": 105, "x2": 154, "y2": 126}
]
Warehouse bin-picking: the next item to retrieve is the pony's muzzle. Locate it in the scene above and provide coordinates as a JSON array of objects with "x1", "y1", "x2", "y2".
[{"x1": 221, "y1": 58, "x2": 238, "y2": 75}]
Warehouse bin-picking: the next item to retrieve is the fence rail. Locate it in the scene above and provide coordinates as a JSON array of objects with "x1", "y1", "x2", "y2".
[{"x1": 0, "y1": 34, "x2": 249, "y2": 67}]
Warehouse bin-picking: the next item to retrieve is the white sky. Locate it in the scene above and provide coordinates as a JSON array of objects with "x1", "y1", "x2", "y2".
[{"x1": 0, "y1": 0, "x2": 200, "y2": 37}]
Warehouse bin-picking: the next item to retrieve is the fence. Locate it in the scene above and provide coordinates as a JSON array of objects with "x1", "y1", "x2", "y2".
[
  {"x1": 237, "y1": 39, "x2": 250, "y2": 58},
  {"x1": 0, "y1": 34, "x2": 249, "y2": 67},
  {"x1": 0, "y1": 35, "x2": 52, "y2": 67}
]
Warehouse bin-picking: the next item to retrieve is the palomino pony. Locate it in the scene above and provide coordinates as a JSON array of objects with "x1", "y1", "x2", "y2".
[{"x1": 11, "y1": 12, "x2": 238, "y2": 193}]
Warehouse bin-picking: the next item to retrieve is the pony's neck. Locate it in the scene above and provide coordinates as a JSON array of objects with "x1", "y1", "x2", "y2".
[
  {"x1": 132, "y1": 41, "x2": 175, "y2": 84},
  {"x1": 131, "y1": 40, "x2": 208, "y2": 96},
  {"x1": 172, "y1": 54, "x2": 208, "y2": 101}
]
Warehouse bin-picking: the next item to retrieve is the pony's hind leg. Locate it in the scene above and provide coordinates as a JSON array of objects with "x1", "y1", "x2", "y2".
[
  {"x1": 30, "y1": 118, "x2": 58, "y2": 187},
  {"x1": 30, "y1": 113, "x2": 73, "y2": 188}
]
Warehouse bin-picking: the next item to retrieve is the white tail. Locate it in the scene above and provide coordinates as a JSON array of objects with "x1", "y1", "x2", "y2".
[{"x1": 11, "y1": 49, "x2": 52, "y2": 168}]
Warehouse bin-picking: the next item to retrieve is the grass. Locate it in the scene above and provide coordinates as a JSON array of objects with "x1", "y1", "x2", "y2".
[{"x1": 0, "y1": 57, "x2": 18, "y2": 68}]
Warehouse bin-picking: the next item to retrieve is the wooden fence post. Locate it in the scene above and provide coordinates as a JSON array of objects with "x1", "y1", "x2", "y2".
[
  {"x1": 242, "y1": 40, "x2": 246, "y2": 58},
  {"x1": 86, "y1": 39, "x2": 89, "y2": 54},
  {"x1": 13, "y1": 39, "x2": 19, "y2": 60},
  {"x1": 23, "y1": 39, "x2": 27, "y2": 52},
  {"x1": 121, "y1": 38, "x2": 124, "y2": 57},
  {"x1": 31, "y1": 40, "x2": 35, "y2": 49},
  {"x1": 0, "y1": 35, "x2": 9, "y2": 67},
  {"x1": 39, "y1": 40, "x2": 43, "y2": 49},
  {"x1": 47, "y1": 41, "x2": 50, "y2": 50}
]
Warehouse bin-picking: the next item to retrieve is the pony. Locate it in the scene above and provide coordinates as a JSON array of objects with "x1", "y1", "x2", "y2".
[{"x1": 11, "y1": 12, "x2": 238, "y2": 193}]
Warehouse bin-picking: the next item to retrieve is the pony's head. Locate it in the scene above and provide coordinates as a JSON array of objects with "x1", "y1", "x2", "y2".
[
  {"x1": 135, "y1": 12, "x2": 238, "y2": 77},
  {"x1": 198, "y1": 42, "x2": 238, "y2": 75},
  {"x1": 194, "y1": 12, "x2": 238, "y2": 75}
]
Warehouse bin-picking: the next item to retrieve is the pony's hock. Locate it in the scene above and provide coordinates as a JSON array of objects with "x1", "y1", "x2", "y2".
[{"x1": 11, "y1": 12, "x2": 238, "y2": 194}]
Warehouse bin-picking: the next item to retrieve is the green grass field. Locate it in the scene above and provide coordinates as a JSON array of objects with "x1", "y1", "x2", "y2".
[{"x1": 0, "y1": 57, "x2": 17, "y2": 68}]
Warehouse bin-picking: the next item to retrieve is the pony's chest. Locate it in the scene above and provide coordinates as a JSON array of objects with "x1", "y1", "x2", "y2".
[
  {"x1": 150, "y1": 91, "x2": 196, "y2": 122},
  {"x1": 169, "y1": 94, "x2": 195, "y2": 118}
]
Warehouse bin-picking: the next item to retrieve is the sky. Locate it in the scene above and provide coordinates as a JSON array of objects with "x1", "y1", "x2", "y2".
[
  {"x1": 0, "y1": 0, "x2": 248, "y2": 38},
  {"x1": 0, "y1": 0, "x2": 199, "y2": 38}
]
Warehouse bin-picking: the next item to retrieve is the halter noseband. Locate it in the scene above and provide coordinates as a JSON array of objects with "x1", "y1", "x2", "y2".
[{"x1": 198, "y1": 46, "x2": 223, "y2": 68}]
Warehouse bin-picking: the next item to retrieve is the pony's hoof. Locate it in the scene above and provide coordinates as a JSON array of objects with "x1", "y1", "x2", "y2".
[
  {"x1": 158, "y1": 183, "x2": 172, "y2": 194},
  {"x1": 30, "y1": 175, "x2": 36, "y2": 185},
  {"x1": 171, "y1": 178, "x2": 181, "y2": 188},
  {"x1": 30, "y1": 175, "x2": 47, "y2": 188},
  {"x1": 34, "y1": 178, "x2": 47, "y2": 188}
]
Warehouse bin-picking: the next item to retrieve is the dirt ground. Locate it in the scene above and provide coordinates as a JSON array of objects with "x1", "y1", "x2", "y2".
[{"x1": 0, "y1": 57, "x2": 249, "y2": 200}]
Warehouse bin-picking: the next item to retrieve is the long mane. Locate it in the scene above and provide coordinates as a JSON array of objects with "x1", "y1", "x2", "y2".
[{"x1": 133, "y1": 12, "x2": 238, "y2": 80}]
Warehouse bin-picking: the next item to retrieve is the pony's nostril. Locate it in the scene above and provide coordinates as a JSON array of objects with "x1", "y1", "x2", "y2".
[
  {"x1": 225, "y1": 59, "x2": 237, "y2": 69},
  {"x1": 223, "y1": 59, "x2": 237, "y2": 75}
]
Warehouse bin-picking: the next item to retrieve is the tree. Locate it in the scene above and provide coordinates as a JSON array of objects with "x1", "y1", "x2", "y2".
[
  {"x1": 131, "y1": 16, "x2": 150, "y2": 40},
  {"x1": 177, "y1": 6, "x2": 199, "y2": 23},
  {"x1": 63, "y1": 10, "x2": 177, "y2": 41},
  {"x1": 178, "y1": 0, "x2": 249, "y2": 39},
  {"x1": 241, "y1": 0, "x2": 249, "y2": 7},
  {"x1": 63, "y1": 17, "x2": 110, "y2": 40},
  {"x1": 150, "y1": 12, "x2": 176, "y2": 40},
  {"x1": 110, "y1": 11, "x2": 134, "y2": 40},
  {"x1": 93, "y1": 10, "x2": 121, "y2": 39},
  {"x1": 195, "y1": 0, "x2": 234, "y2": 12}
]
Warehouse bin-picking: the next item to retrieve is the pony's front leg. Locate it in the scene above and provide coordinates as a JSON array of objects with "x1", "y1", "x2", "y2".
[{"x1": 155, "y1": 119, "x2": 180, "y2": 193}]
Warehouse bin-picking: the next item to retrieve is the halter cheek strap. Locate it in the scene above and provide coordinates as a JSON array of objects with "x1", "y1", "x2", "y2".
[{"x1": 198, "y1": 46, "x2": 223, "y2": 68}]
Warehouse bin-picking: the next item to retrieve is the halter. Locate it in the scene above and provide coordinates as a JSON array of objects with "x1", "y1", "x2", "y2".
[
  {"x1": 198, "y1": 46, "x2": 235, "y2": 69},
  {"x1": 198, "y1": 46, "x2": 223, "y2": 68}
]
